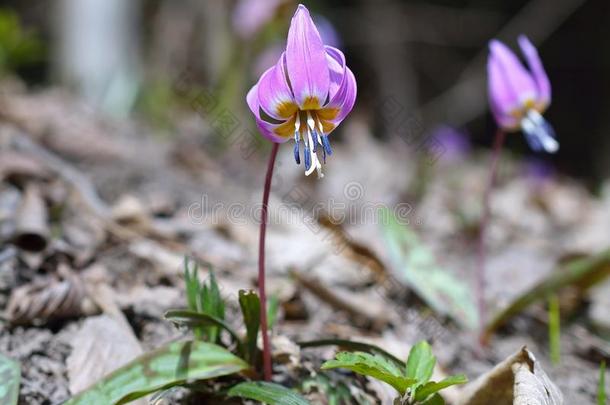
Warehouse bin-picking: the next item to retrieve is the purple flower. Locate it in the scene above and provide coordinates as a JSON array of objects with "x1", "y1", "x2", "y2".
[
  {"x1": 428, "y1": 125, "x2": 471, "y2": 163},
  {"x1": 233, "y1": 0, "x2": 283, "y2": 39},
  {"x1": 247, "y1": 4, "x2": 357, "y2": 177},
  {"x1": 487, "y1": 35, "x2": 558, "y2": 153}
]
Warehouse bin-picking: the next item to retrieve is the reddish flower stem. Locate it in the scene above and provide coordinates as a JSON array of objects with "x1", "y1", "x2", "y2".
[
  {"x1": 477, "y1": 128, "x2": 506, "y2": 339},
  {"x1": 258, "y1": 142, "x2": 279, "y2": 381}
]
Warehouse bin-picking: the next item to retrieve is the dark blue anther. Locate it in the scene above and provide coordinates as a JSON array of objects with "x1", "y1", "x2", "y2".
[
  {"x1": 311, "y1": 130, "x2": 318, "y2": 153},
  {"x1": 304, "y1": 147, "x2": 311, "y2": 171},
  {"x1": 293, "y1": 141, "x2": 300, "y2": 164},
  {"x1": 322, "y1": 135, "x2": 333, "y2": 156}
]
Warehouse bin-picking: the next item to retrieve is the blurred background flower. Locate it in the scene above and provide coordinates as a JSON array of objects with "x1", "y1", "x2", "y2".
[{"x1": 487, "y1": 36, "x2": 558, "y2": 153}]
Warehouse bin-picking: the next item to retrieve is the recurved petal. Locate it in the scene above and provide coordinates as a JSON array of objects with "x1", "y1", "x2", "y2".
[
  {"x1": 489, "y1": 40, "x2": 538, "y2": 106},
  {"x1": 325, "y1": 46, "x2": 346, "y2": 101},
  {"x1": 246, "y1": 82, "x2": 261, "y2": 118},
  {"x1": 317, "y1": 66, "x2": 356, "y2": 133},
  {"x1": 518, "y1": 35, "x2": 551, "y2": 108},
  {"x1": 257, "y1": 54, "x2": 298, "y2": 120},
  {"x1": 247, "y1": 82, "x2": 293, "y2": 143},
  {"x1": 285, "y1": 4, "x2": 330, "y2": 110},
  {"x1": 255, "y1": 114, "x2": 296, "y2": 143}
]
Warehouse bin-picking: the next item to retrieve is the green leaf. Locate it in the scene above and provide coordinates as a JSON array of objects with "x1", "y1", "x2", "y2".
[
  {"x1": 164, "y1": 309, "x2": 243, "y2": 353},
  {"x1": 300, "y1": 374, "x2": 357, "y2": 405},
  {"x1": 65, "y1": 340, "x2": 248, "y2": 405},
  {"x1": 548, "y1": 294, "x2": 561, "y2": 365},
  {"x1": 599, "y1": 361, "x2": 607, "y2": 405},
  {"x1": 406, "y1": 341, "x2": 436, "y2": 384},
  {"x1": 297, "y1": 338, "x2": 405, "y2": 368},
  {"x1": 184, "y1": 258, "x2": 199, "y2": 312},
  {"x1": 267, "y1": 294, "x2": 280, "y2": 329},
  {"x1": 419, "y1": 392, "x2": 445, "y2": 405},
  {"x1": 0, "y1": 353, "x2": 20, "y2": 405},
  {"x1": 321, "y1": 352, "x2": 416, "y2": 396},
  {"x1": 414, "y1": 374, "x2": 468, "y2": 401},
  {"x1": 200, "y1": 271, "x2": 225, "y2": 343},
  {"x1": 238, "y1": 289, "x2": 260, "y2": 365},
  {"x1": 228, "y1": 381, "x2": 309, "y2": 405},
  {"x1": 486, "y1": 248, "x2": 610, "y2": 339},
  {"x1": 379, "y1": 207, "x2": 478, "y2": 329}
]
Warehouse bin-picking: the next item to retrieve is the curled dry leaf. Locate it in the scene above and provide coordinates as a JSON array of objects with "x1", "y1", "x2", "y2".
[
  {"x1": 0, "y1": 151, "x2": 50, "y2": 184},
  {"x1": 12, "y1": 184, "x2": 49, "y2": 252},
  {"x1": 457, "y1": 347, "x2": 563, "y2": 405},
  {"x1": 4, "y1": 270, "x2": 98, "y2": 325},
  {"x1": 67, "y1": 314, "x2": 143, "y2": 403}
]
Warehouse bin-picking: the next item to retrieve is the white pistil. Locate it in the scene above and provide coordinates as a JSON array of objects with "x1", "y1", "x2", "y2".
[
  {"x1": 304, "y1": 123, "x2": 323, "y2": 178},
  {"x1": 294, "y1": 113, "x2": 301, "y2": 136},
  {"x1": 522, "y1": 110, "x2": 559, "y2": 153},
  {"x1": 306, "y1": 111, "x2": 316, "y2": 131},
  {"x1": 317, "y1": 120, "x2": 324, "y2": 145}
]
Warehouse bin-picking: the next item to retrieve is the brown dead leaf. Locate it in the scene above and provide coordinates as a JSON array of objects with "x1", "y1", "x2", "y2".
[
  {"x1": 12, "y1": 184, "x2": 49, "y2": 252},
  {"x1": 66, "y1": 314, "x2": 144, "y2": 403},
  {"x1": 5, "y1": 267, "x2": 98, "y2": 325},
  {"x1": 457, "y1": 347, "x2": 563, "y2": 405}
]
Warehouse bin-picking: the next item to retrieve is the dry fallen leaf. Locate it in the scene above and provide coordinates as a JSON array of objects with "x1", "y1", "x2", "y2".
[
  {"x1": 457, "y1": 347, "x2": 563, "y2": 405},
  {"x1": 5, "y1": 269, "x2": 97, "y2": 325},
  {"x1": 66, "y1": 314, "x2": 144, "y2": 405}
]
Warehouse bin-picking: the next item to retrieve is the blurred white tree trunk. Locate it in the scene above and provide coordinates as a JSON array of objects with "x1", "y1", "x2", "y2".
[{"x1": 55, "y1": 0, "x2": 141, "y2": 116}]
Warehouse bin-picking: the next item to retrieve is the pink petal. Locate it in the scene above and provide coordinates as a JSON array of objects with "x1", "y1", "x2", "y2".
[
  {"x1": 247, "y1": 80, "x2": 292, "y2": 143},
  {"x1": 233, "y1": 0, "x2": 282, "y2": 39},
  {"x1": 489, "y1": 40, "x2": 537, "y2": 105},
  {"x1": 326, "y1": 67, "x2": 357, "y2": 126},
  {"x1": 487, "y1": 52, "x2": 520, "y2": 129},
  {"x1": 285, "y1": 4, "x2": 330, "y2": 110},
  {"x1": 325, "y1": 46, "x2": 346, "y2": 101},
  {"x1": 518, "y1": 35, "x2": 551, "y2": 108}
]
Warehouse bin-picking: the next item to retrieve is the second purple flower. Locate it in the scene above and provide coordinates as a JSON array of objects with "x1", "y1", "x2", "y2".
[
  {"x1": 487, "y1": 36, "x2": 558, "y2": 153},
  {"x1": 247, "y1": 4, "x2": 357, "y2": 178}
]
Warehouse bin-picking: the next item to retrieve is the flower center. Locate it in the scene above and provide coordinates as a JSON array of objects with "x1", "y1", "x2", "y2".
[
  {"x1": 293, "y1": 110, "x2": 333, "y2": 178},
  {"x1": 520, "y1": 109, "x2": 559, "y2": 153}
]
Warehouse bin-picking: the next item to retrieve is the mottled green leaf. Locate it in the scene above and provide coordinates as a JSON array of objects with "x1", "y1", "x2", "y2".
[
  {"x1": 238, "y1": 289, "x2": 260, "y2": 365},
  {"x1": 379, "y1": 207, "x2": 478, "y2": 329},
  {"x1": 406, "y1": 341, "x2": 436, "y2": 384},
  {"x1": 414, "y1": 374, "x2": 467, "y2": 401},
  {"x1": 0, "y1": 353, "x2": 20, "y2": 405},
  {"x1": 228, "y1": 381, "x2": 309, "y2": 405},
  {"x1": 321, "y1": 352, "x2": 416, "y2": 396},
  {"x1": 65, "y1": 340, "x2": 248, "y2": 405}
]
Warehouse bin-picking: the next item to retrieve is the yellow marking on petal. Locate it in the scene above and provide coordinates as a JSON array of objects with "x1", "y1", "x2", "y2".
[
  {"x1": 510, "y1": 108, "x2": 525, "y2": 120},
  {"x1": 319, "y1": 119, "x2": 336, "y2": 133},
  {"x1": 301, "y1": 96, "x2": 321, "y2": 110},
  {"x1": 275, "y1": 101, "x2": 298, "y2": 119},
  {"x1": 523, "y1": 99, "x2": 536, "y2": 109},
  {"x1": 316, "y1": 107, "x2": 340, "y2": 121},
  {"x1": 273, "y1": 115, "x2": 297, "y2": 138}
]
